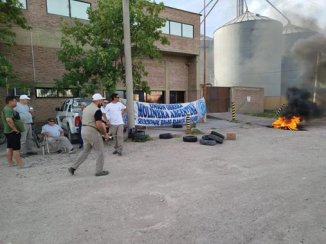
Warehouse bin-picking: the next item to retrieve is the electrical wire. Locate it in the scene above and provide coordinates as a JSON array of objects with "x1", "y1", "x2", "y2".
[
  {"x1": 199, "y1": 0, "x2": 215, "y2": 14},
  {"x1": 200, "y1": 0, "x2": 220, "y2": 25}
]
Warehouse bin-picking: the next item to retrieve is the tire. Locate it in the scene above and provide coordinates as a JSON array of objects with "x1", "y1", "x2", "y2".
[
  {"x1": 208, "y1": 134, "x2": 224, "y2": 144},
  {"x1": 210, "y1": 131, "x2": 225, "y2": 139},
  {"x1": 159, "y1": 133, "x2": 173, "y2": 139},
  {"x1": 67, "y1": 126, "x2": 73, "y2": 142},
  {"x1": 183, "y1": 135, "x2": 198, "y2": 142},
  {"x1": 134, "y1": 131, "x2": 146, "y2": 142},
  {"x1": 172, "y1": 124, "x2": 183, "y2": 128},
  {"x1": 202, "y1": 135, "x2": 213, "y2": 141},
  {"x1": 200, "y1": 138, "x2": 217, "y2": 146}
]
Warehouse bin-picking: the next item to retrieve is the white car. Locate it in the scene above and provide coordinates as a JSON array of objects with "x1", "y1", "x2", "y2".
[{"x1": 55, "y1": 98, "x2": 92, "y2": 142}]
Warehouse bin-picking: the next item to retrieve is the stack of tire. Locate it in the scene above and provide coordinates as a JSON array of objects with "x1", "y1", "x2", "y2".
[
  {"x1": 181, "y1": 131, "x2": 224, "y2": 146},
  {"x1": 200, "y1": 131, "x2": 224, "y2": 146}
]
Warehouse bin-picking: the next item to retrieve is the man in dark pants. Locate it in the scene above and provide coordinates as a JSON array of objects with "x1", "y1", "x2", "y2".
[
  {"x1": 1, "y1": 96, "x2": 24, "y2": 168},
  {"x1": 68, "y1": 93, "x2": 110, "y2": 177}
]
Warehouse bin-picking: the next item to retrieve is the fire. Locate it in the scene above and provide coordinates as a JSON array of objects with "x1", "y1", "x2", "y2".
[{"x1": 272, "y1": 116, "x2": 301, "y2": 131}]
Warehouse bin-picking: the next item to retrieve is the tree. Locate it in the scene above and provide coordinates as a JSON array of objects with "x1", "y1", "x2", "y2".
[
  {"x1": 0, "y1": 0, "x2": 29, "y2": 87},
  {"x1": 57, "y1": 0, "x2": 169, "y2": 97}
]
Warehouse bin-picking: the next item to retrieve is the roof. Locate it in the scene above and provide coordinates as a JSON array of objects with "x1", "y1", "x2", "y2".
[
  {"x1": 283, "y1": 23, "x2": 315, "y2": 34},
  {"x1": 214, "y1": 10, "x2": 278, "y2": 32}
]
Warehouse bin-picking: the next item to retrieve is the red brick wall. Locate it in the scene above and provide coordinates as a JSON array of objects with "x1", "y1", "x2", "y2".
[{"x1": 1, "y1": 2, "x2": 200, "y2": 121}]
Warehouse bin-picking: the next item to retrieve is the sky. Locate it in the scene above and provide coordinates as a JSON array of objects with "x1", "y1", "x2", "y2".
[{"x1": 158, "y1": 0, "x2": 326, "y2": 37}]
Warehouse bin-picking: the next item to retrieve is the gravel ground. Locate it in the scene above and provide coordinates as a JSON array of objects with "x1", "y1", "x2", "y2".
[{"x1": 1, "y1": 117, "x2": 326, "y2": 244}]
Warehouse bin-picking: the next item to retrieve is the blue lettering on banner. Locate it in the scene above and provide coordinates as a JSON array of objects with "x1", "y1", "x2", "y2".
[{"x1": 135, "y1": 99, "x2": 206, "y2": 126}]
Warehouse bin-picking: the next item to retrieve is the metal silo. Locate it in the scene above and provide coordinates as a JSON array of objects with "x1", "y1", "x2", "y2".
[
  {"x1": 214, "y1": 11, "x2": 283, "y2": 97},
  {"x1": 281, "y1": 24, "x2": 316, "y2": 95}
]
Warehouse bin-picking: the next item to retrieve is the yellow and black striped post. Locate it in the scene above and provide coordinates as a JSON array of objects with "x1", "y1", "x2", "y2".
[
  {"x1": 186, "y1": 113, "x2": 191, "y2": 134},
  {"x1": 231, "y1": 102, "x2": 236, "y2": 121},
  {"x1": 275, "y1": 104, "x2": 286, "y2": 118}
]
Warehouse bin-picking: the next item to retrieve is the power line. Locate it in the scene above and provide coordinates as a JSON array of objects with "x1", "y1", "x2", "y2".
[{"x1": 201, "y1": 0, "x2": 220, "y2": 25}]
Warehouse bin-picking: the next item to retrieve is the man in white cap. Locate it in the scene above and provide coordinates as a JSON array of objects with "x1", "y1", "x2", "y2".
[
  {"x1": 68, "y1": 93, "x2": 110, "y2": 177},
  {"x1": 14, "y1": 94, "x2": 37, "y2": 156}
]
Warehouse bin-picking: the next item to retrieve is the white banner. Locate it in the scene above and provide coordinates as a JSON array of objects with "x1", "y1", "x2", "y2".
[{"x1": 134, "y1": 98, "x2": 206, "y2": 126}]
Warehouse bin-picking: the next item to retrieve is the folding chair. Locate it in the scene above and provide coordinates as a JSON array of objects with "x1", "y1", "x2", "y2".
[{"x1": 41, "y1": 136, "x2": 67, "y2": 156}]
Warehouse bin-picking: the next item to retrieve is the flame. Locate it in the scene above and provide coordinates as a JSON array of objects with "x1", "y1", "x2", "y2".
[{"x1": 272, "y1": 116, "x2": 301, "y2": 131}]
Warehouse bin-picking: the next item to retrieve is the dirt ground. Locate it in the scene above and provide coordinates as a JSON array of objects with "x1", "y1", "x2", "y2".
[{"x1": 1, "y1": 116, "x2": 326, "y2": 244}]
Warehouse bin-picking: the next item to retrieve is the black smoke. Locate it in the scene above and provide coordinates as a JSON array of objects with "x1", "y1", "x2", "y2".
[{"x1": 282, "y1": 87, "x2": 321, "y2": 120}]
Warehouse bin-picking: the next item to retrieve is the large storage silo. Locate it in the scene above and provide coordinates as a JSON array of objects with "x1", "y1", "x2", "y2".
[
  {"x1": 214, "y1": 11, "x2": 283, "y2": 97},
  {"x1": 281, "y1": 24, "x2": 316, "y2": 95}
]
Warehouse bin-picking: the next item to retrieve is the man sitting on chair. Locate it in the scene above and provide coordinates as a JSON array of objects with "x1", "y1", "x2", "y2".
[{"x1": 41, "y1": 118, "x2": 74, "y2": 153}]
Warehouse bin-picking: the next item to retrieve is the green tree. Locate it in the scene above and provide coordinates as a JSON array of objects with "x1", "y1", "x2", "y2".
[
  {"x1": 0, "y1": 0, "x2": 29, "y2": 87},
  {"x1": 57, "y1": 0, "x2": 169, "y2": 97}
]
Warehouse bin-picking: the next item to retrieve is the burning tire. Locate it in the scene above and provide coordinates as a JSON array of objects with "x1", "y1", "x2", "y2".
[
  {"x1": 183, "y1": 135, "x2": 198, "y2": 142},
  {"x1": 207, "y1": 134, "x2": 224, "y2": 144},
  {"x1": 159, "y1": 133, "x2": 173, "y2": 139},
  {"x1": 200, "y1": 138, "x2": 217, "y2": 146},
  {"x1": 210, "y1": 131, "x2": 225, "y2": 139}
]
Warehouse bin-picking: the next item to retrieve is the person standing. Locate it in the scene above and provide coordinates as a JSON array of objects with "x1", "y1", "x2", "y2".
[
  {"x1": 78, "y1": 102, "x2": 87, "y2": 149},
  {"x1": 68, "y1": 93, "x2": 110, "y2": 177},
  {"x1": 104, "y1": 93, "x2": 126, "y2": 156},
  {"x1": 14, "y1": 94, "x2": 37, "y2": 156},
  {"x1": 1, "y1": 96, "x2": 25, "y2": 168}
]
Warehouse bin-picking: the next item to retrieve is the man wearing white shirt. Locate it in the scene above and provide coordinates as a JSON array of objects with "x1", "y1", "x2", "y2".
[
  {"x1": 41, "y1": 118, "x2": 74, "y2": 153},
  {"x1": 14, "y1": 94, "x2": 37, "y2": 156},
  {"x1": 105, "y1": 93, "x2": 126, "y2": 156}
]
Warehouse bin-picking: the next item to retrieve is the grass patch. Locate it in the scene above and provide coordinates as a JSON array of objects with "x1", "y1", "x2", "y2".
[
  {"x1": 133, "y1": 134, "x2": 153, "y2": 142},
  {"x1": 248, "y1": 110, "x2": 276, "y2": 118},
  {"x1": 190, "y1": 128, "x2": 204, "y2": 135}
]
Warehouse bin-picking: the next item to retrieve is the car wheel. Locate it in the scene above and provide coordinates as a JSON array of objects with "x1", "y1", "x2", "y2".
[
  {"x1": 67, "y1": 126, "x2": 73, "y2": 142},
  {"x1": 183, "y1": 135, "x2": 198, "y2": 142}
]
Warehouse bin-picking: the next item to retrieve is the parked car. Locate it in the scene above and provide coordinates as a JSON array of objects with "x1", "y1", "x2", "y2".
[{"x1": 55, "y1": 98, "x2": 92, "y2": 142}]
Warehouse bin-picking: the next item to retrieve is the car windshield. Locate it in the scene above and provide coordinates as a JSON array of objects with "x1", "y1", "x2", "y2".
[{"x1": 72, "y1": 98, "x2": 92, "y2": 112}]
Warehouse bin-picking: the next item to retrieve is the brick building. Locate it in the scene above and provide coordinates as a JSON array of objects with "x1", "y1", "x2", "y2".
[{"x1": 0, "y1": 0, "x2": 200, "y2": 122}]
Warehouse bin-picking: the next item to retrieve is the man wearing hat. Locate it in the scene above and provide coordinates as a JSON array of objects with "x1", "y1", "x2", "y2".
[
  {"x1": 14, "y1": 94, "x2": 37, "y2": 156},
  {"x1": 68, "y1": 93, "x2": 110, "y2": 177}
]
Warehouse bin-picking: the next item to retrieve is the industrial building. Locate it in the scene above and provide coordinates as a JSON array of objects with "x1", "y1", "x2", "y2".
[
  {"x1": 0, "y1": 0, "x2": 200, "y2": 122},
  {"x1": 209, "y1": 0, "x2": 320, "y2": 112}
]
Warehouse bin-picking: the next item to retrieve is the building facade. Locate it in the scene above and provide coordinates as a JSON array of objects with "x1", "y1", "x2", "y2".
[{"x1": 0, "y1": 0, "x2": 200, "y2": 122}]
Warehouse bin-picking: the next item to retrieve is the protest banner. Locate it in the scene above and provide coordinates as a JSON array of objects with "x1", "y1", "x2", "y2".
[{"x1": 133, "y1": 98, "x2": 206, "y2": 126}]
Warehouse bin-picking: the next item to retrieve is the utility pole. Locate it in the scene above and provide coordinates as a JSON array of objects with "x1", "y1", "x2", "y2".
[
  {"x1": 313, "y1": 52, "x2": 321, "y2": 103},
  {"x1": 122, "y1": 0, "x2": 135, "y2": 130},
  {"x1": 203, "y1": 0, "x2": 207, "y2": 100}
]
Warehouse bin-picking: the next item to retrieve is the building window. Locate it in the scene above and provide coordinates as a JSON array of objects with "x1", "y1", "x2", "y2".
[
  {"x1": 46, "y1": 0, "x2": 91, "y2": 20},
  {"x1": 70, "y1": 0, "x2": 89, "y2": 19},
  {"x1": 170, "y1": 21, "x2": 182, "y2": 36},
  {"x1": 35, "y1": 88, "x2": 75, "y2": 98},
  {"x1": 170, "y1": 91, "x2": 185, "y2": 104},
  {"x1": 161, "y1": 20, "x2": 194, "y2": 39},
  {"x1": 19, "y1": 0, "x2": 27, "y2": 9},
  {"x1": 161, "y1": 22, "x2": 169, "y2": 35},
  {"x1": 182, "y1": 24, "x2": 194, "y2": 38}
]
